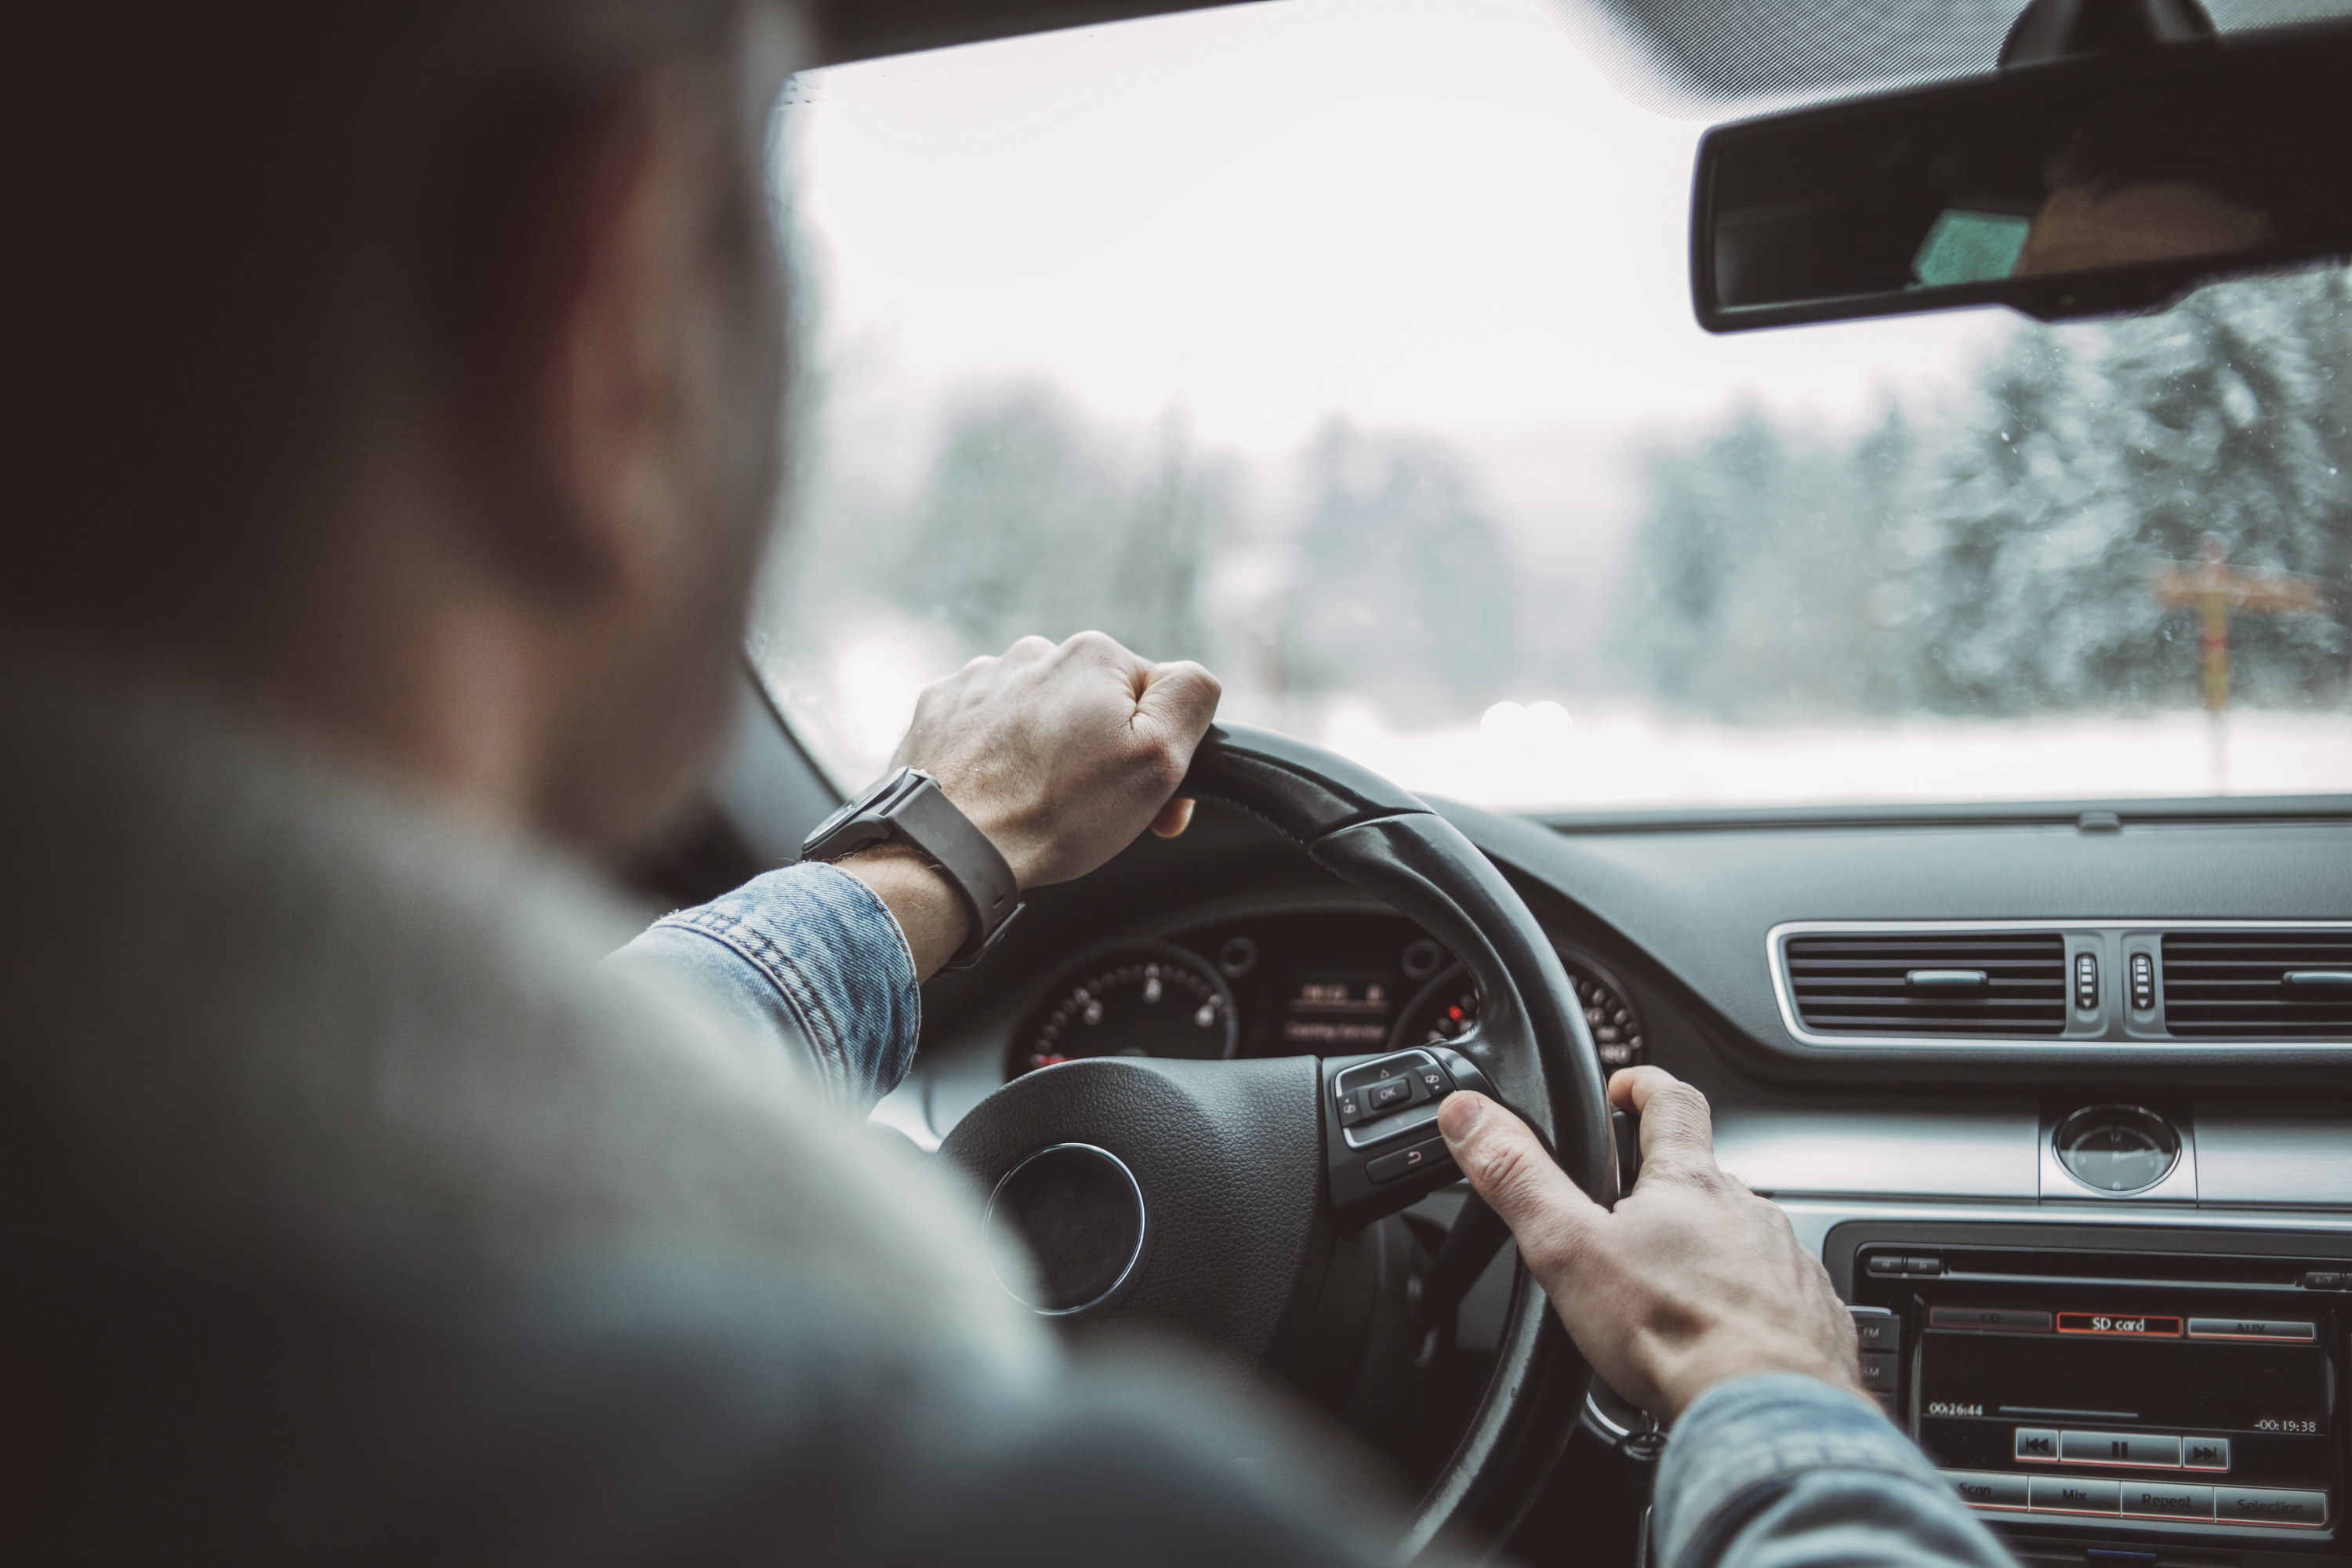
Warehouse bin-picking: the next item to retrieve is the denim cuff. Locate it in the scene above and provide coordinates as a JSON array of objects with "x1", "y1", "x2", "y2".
[
  {"x1": 619, "y1": 862, "x2": 920, "y2": 1112},
  {"x1": 1655, "y1": 1373, "x2": 1948, "y2": 1568}
]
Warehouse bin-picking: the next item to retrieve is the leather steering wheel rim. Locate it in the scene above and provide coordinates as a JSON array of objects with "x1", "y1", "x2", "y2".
[{"x1": 942, "y1": 723, "x2": 1615, "y2": 1557}]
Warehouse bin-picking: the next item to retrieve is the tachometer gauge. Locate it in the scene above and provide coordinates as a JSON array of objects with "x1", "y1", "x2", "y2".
[
  {"x1": 1008, "y1": 941, "x2": 1240, "y2": 1080},
  {"x1": 1388, "y1": 957, "x2": 1646, "y2": 1070}
]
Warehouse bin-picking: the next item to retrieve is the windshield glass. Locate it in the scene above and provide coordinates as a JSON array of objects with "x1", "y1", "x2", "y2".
[{"x1": 753, "y1": 0, "x2": 2352, "y2": 813}]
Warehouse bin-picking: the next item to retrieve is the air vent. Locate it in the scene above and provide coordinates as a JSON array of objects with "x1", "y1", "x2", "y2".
[
  {"x1": 2161, "y1": 931, "x2": 2352, "y2": 1040},
  {"x1": 1785, "y1": 932, "x2": 2068, "y2": 1036}
]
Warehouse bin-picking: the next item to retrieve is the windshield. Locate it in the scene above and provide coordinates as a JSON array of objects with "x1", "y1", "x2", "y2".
[{"x1": 752, "y1": 0, "x2": 2352, "y2": 813}]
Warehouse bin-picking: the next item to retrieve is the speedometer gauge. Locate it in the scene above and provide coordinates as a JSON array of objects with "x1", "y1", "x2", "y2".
[
  {"x1": 1007, "y1": 941, "x2": 1239, "y2": 1080},
  {"x1": 1388, "y1": 957, "x2": 1646, "y2": 1070}
]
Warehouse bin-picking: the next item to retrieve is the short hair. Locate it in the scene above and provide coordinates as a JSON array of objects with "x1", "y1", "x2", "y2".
[{"x1": 13, "y1": 0, "x2": 772, "y2": 652}]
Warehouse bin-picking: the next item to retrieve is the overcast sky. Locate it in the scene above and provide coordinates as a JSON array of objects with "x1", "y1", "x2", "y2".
[{"x1": 781, "y1": 0, "x2": 2020, "y2": 458}]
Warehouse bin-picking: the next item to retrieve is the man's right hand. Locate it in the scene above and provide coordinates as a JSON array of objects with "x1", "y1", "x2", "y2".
[
  {"x1": 1436, "y1": 1065, "x2": 1864, "y2": 1422},
  {"x1": 837, "y1": 631, "x2": 1221, "y2": 978}
]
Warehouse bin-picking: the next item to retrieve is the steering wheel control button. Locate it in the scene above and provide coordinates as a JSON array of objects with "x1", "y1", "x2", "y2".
[
  {"x1": 2123, "y1": 1483, "x2": 2216, "y2": 1520},
  {"x1": 2187, "y1": 1318, "x2": 2316, "y2": 1341},
  {"x1": 2060, "y1": 1431, "x2": 2183, "y2": 1468},
  {"x1": 1334, "y1": 1091, "x2": 1363, "y2": 1126},
  {"x1": 2030, "y1": 1476, "x2": 2122, "y2": 1515},
  {"x1": 2183, "y1": 1439, "x2": 2231, "y2": 1471},
  {"x1": 1944, "y1": 1471, "x2": 2030, "y2": 1511},
  {"x1": 1849, "y1": 1305, "x2": 1899, "y2": 1352},
  {"x1": 983, "y1": 1144, "x2": 1147, "y2": 1316},
  {"x1": 1929, "y1": 1307, "x2": 2053, "y2": 1332},
  {"x1": 2216, "y1": 1488, "x2": 2328, "y2": 1527},
  {"x1": 1367, "y1": 1137, "x2": 1452, "y2": 1185},
  {"x1": 1364, "y1": 1077, "x2": 1415, "y2": 1113},
  {"x1": 2015, "y1": 1428, "x2": 2060, "y2": 1462}
]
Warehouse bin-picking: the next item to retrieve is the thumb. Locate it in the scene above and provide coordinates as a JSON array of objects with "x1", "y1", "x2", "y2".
[{"x1": 1438, "y1": 1091, "x2": 1602, "y2": 1254}]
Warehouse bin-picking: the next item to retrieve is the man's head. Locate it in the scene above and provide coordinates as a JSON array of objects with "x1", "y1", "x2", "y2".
[
  {"x1": 15, "y1": 2, "x2": 804, "y2": 849},
  {"x1": 2015, "y1": 96, "x2": 2273, "y2": 278}
]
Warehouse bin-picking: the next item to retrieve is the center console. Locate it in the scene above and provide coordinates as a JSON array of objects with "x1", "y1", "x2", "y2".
[{"x1": 1830, "y1": 1223, "x2": 2352, "y2": 1563}]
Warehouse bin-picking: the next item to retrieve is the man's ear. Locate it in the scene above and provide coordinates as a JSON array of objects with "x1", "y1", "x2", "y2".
[{"x1": 433, "y1": 71, "x2": 717, "y2": 601}]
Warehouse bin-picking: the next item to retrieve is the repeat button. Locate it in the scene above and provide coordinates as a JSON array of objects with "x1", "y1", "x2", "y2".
[{"x1": 2122, "y1": 1483, "x2": 2213, "y2": 1520}]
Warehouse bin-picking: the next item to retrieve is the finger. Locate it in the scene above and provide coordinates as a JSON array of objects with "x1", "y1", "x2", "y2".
[
  {"x1": 1150, "y1": 797, "x2": 1196, "y2": 838},
  {"x1": 1133, "y1": 660, "x2": 1221, "y2": 746},
  {"x1": 1061, "y1": 628, "x2": 1148, "y2": 681},
  {"x1": 1003, "y1": 634, "x2": 1055, "y2": 664},
  {"x1": 1436, "y1": 1091, "x2": 1601, "y2": 1269},
  {"x1": 1610, "y1": 1067, "x2": 1719, "y2": 1176}
]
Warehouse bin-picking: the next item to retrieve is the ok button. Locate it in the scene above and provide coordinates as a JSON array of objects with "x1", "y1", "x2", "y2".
[{"x1": 2061, "y1": 1431, "x2": 2183, "y2": 1468}]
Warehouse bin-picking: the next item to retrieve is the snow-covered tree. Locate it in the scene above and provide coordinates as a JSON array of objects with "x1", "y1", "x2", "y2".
[
  {"x1": 1901, "y1": 274, "x2": 2350, "y2": 714},
  {"x1": 1280, "y1": 423, "x2": 1521, "y2": 724}
]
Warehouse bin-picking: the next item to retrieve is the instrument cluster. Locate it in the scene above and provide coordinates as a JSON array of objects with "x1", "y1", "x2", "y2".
[{"x1": 1005, "y1": 910, "x2": 1645, "y2": 1082}]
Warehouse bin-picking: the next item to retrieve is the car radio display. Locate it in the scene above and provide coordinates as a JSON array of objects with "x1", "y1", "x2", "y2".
[{"x1": 1918, "y1": 1323, "x2": 2329, "y2": 1436}]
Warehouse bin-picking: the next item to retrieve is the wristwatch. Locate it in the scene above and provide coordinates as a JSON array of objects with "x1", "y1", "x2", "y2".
[{"x1": 800, "y1": 768, "x2": 1024, "y2": 969}]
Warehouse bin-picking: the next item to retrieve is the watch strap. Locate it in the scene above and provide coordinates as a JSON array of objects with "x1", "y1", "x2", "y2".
[
  {"x1": 800, "y1": 768, "x2": 1022, "y2": 969},
  {"x1": 884, "y1": 776, "x2": 1023, "y2": 968}
]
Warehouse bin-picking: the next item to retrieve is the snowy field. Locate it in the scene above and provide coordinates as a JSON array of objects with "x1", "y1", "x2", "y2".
[
  {"x1": 757, "y1": 622, "x2": 2350, "y2": 814},
  {"x1": 1315, "y1": 701, "x2": 2352, "y2": 813}
]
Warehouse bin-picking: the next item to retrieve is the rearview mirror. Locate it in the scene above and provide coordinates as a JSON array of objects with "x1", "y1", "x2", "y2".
[{"x1": 1691, "y1": 17, "x2": 2352, "y2": 332}]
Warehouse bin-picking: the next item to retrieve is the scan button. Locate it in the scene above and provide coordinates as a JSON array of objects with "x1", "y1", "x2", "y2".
[{"x1": 1944, "y1": 1471, "x2": 2030, "y2": 1511}]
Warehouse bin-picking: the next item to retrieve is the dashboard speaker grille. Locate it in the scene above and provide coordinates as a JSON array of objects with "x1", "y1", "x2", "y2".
[
  {"x1": 2161, "y1": 931, "x2": 2352, "y2": 1039},
  {"x1": 1785, "y1": 932, "x2": 2067, "y2": 1036}
]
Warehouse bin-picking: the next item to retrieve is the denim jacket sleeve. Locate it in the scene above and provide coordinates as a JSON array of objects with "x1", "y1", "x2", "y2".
[
  {"x1": 1654, "y1": 1374, "x2": 2016, "y2": 1568},
  {"x1": 604, "y1": 862, "x2": 921, "y2": 1112}
]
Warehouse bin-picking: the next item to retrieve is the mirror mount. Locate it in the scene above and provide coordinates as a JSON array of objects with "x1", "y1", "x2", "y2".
[{"x1": 2000, "y1": 0, "x2": 2214, "y2": 68}]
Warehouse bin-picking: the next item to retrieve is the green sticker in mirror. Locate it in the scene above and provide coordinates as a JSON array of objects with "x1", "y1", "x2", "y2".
[{"x1": 1912, "y1": 210, "x2": 2033, "y2": 289}]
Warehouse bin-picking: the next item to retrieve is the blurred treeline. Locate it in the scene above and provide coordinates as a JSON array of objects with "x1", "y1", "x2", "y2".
[
  {"x1": 770, "y1": 269, "x2": 2352, "y2": 731},
  {"x1": 1617, "y1": 269, "x2": 2352, "y2": 718},
  {"x1": 768, "y1": 390, "x2": 1530, "y2": 727}
]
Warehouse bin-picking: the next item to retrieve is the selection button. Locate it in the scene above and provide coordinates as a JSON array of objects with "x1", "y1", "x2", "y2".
[
  {"x1": 2216, "y1": 1487, "x2": 2328, "y2": 1527},
  {"x1": 2122, "y1": 1483, "x2": 2214, "y2": 1520},
  {"x1": 2031, "y1": 1476, "x2": 2122, "y2": 1515},
  {"x1": 1860, "y1": 1351, "x2": 1897, "y2": 1393},
  {"x1": 2187, "y1": 1319, "x2": 2317, "y2": 1341},
  {"x1": 1944, "y1": 1470, "x2": 2030, "y2": 1510},
  {"x1": 2060, "y1": 1431, "x2": 2183, "y2": 1468},
  {"x1": 2015, "y1": 1428, "x2": 2060, "y2": 1462}
]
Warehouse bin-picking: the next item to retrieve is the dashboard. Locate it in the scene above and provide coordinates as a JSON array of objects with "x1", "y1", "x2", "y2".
[{"x1": 701, "y1": 676, "x2": 2352, "y2": 1563}]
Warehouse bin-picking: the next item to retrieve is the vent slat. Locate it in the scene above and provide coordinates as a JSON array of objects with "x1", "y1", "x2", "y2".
[
  {"x1": 1786, "y1": 932, "x2": 2067, "y2": 1036},
  {"x1": 2161, "y1": 932, "x2": 2352, "y2": 1040}
]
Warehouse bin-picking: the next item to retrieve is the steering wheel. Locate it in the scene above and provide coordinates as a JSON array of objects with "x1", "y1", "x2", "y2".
[{"x1": 938, "y1": 724, "x2": 1616, "y2": 1555}]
